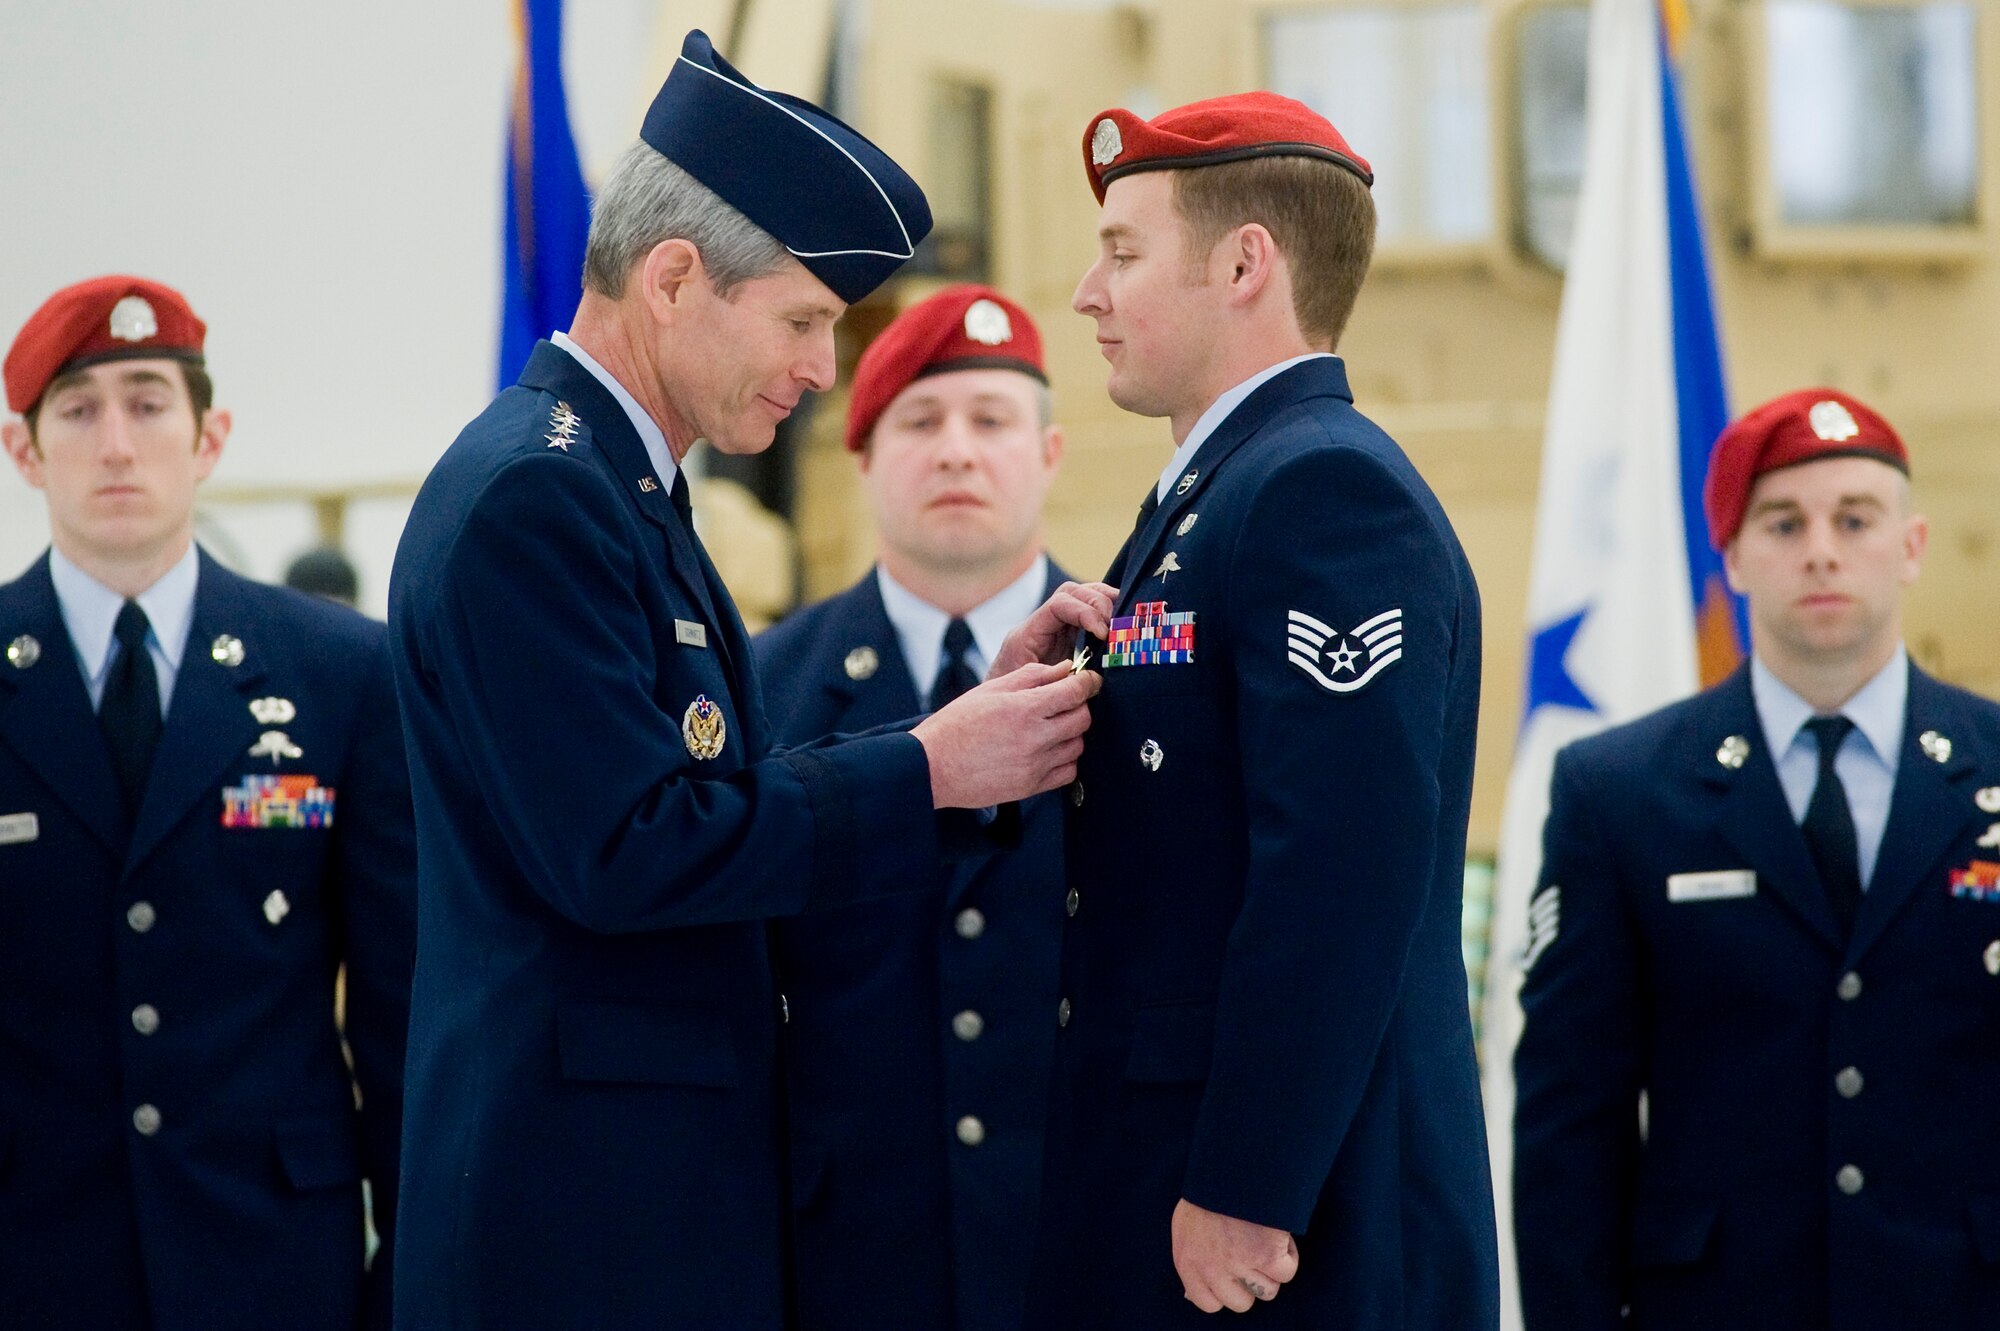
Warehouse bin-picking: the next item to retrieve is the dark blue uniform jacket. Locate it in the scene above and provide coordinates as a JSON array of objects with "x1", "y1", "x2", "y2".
[
  {"x1": 757, "y1": 564, "x2": 1067, "y2": 1331},
  {"x1": 0, "y1": 549, "x2": 414, "y2": 1331},
  {"x1": 1515, "y1": 663, "x2": 2000, "y2": 1331},
  {"x1": 388, "y1": 341, "x2": 955, "y2": 1329},
  {"x1": 1029, "y1": 356, "x2": 1499, "y2": 1328}
]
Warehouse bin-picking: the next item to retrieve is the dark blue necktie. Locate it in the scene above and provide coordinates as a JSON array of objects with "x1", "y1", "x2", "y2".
[
  {"x1": 1802, "y1": 715, "x2": 1862, "y2": 936},
  {"x1": 929, "y1": 618, "x2": 979, "y2": 712},
  {"x1": 100, "y1": 600, "x2": 163, "y2": 816}
]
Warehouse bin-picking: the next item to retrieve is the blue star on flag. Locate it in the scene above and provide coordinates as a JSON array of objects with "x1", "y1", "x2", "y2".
[{"x1": 1525, "y1": 608, "x2": 1598, "y2": 724}]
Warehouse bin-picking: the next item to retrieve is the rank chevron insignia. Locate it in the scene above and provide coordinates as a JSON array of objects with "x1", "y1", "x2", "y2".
[{"x1": 1286, "y1": 607, "x2": 1403, "y2": 693}]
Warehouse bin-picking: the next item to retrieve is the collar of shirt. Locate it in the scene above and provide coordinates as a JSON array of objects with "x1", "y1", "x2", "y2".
[
  {"x1": 552, "y1": 331, "x2": 683, "y2": 501},
  {"x1": 1750, "y1": 648, "x2": 1908, "y2": 775},
  {"x1": 875, "y1": 553, "x2": 1050, "y2": 697},
  {"x1": 1155, "y1": 353, "x2": 1335, "y2": 502},
  {"x1": 49, "y1": 541, "x2": 199, "y2": 710}
]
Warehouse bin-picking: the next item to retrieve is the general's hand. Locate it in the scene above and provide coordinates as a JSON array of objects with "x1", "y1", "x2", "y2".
[
  {"x1": 1171, "y1": 1198, "x2": 1299, "y2": 1314},
  {"x1": 987, "y1": 581, "x2": 1118, "y2": 677},
  {"x1": 913, "y1": 662, "x2": 1100, "y2": 808}
]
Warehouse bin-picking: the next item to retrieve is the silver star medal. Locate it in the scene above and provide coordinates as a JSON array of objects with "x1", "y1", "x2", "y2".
[
  {"x1": 1152, "y1": 551, "x2": 1181, "y2": 582},
  {"x1": 546, "y1": 401, "x2": 581, "y2": 452}
]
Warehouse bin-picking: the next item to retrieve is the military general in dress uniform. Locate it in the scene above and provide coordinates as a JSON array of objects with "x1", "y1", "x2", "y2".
[
  {"x1": 1028, "y1": 95, "x2": 1499, "y2": 1326},
  {"x1": 1514, "y1": 390, "x2": 2000, "y2": 1330},
  {"x1": 759, "y1": 285, "x2": 1070, "y2": 1331},
  {"x1": 0, "y1": 276, "x2": 416, "y2": 1330},
  {"x1": 387, "y1": 34, "x2": 1106, "y2": 1330}
]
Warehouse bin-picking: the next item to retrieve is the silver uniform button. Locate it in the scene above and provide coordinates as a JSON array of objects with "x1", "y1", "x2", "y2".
[
  {"x1": 1065, "y1": 888, "x2": 1079, "y2": 917},
  {"x1": 952, "y1": 1010, "x2": 985, "y2": 1042},
  {"x1": 1836, "y1": 971, "x2": 1862, "y2": 1001},
  {"x1": 1057, "y1": 997, "x2": 1072, "y2": 1027},
  {"x1": 956, "y1": 1115, "x2": 986, "y2": 1147},
  {"x1": 132, "y1": 1104, "x2": 162, "y2": 1137},
  {"x1": 1835, "y1": 1066, "x2": 1864, "y2": 1099},
  {"x1": 1836, "y1": 1165, "x2": 1864, "y2": 1195},
  {"x1": 126, "y1": 901, "x2": 156, "y2": 933},
  {"x1": 955, "y1": 908, "x2": 986, "y2": 940},
  {"x1": 131, "y1": 1004, "x2": 160, "y2": 1036}
]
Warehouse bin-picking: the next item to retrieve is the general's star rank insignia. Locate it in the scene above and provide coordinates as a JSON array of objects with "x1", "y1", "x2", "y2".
[
  {"x1": 546, "y1": 400, "x2": 581, "y2": 451},
  {"x1": 682, "y1": 694, "x2": 726, "y2": 760},
  {"x1": 1285, "y1": 608, "x2": 1403, "y2": 694}
]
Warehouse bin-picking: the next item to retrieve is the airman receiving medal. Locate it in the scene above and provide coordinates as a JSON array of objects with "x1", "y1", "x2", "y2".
[
  {"x1": 387, "y1": 36, "x2": 1107, "y2": 1330},
  {"x1": 0, "y1": 276, "x2": 415, "y2": 1331},
  {"x1": 1515, "y1": 390, "x2": 2000, "y2": 1331}
]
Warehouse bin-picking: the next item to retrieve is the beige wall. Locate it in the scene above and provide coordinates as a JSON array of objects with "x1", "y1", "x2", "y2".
[{"x1": 762, "y1": 0, "x2": 2000, "y2": 854}]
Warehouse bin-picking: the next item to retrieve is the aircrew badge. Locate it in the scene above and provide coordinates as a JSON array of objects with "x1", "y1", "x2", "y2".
[
  {"x1": 1286, "y1": 607, "x2": 1402, "y2": 694},
  {"x1": 963, "y1": 298, "x2": 1012, "y2": 346},
  {"x1": 1948, "y1": 859, "x2": 2000, "y2": 903},
  {"x1": 109, "y1": 295, "x2": 159, "y2": 342},
  {"x1": 546, "y1": 400, "x2": 581, "y2": 452},
  {"x1": 223, "y1": 774, "x2": 335, "y2": 829},
  {"x1": 682, "y1": 693, "x2": 726, "y2": 760},
  {"x1": 1809, "y1": 399, "x2": 1860, "y2": 442},
  {"x1": 1091, "y1": 117, "x2": 1123, "y2": 167},
  {"x1": 1102, "y1": 602, "x2": 1193, "y2": 667}
]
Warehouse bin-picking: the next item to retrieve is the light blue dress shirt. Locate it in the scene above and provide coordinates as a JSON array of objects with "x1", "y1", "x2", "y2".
[
  {"x1": 49, "y1": 542, "x2": 199, "y2": 716},
  {"x1": 1154, "y1": 353, "x2": 1335, "y2": 502},
  {"x1": 1750, "y1": 649, "x2": 1907, "y2": 890},
  {"x1": 876, "y1": 554, "x2": 1050, "y2": 698}
]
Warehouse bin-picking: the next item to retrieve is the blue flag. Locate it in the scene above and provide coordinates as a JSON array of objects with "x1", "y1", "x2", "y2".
[{"x1": 499, "y1": 0, "x2": 590, "y2": 389}]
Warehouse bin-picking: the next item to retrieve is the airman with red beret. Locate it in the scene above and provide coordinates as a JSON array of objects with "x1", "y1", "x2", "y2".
[
  {"x1": 1032, "y1": 91, "x2": 1498, "y2": 1327},
  {"x1": 1515, "y1": 391, "x2": 2000, "y2": 1330},
  {"x1": 0, "y1": 276, "x2": 416, "y2": 1331},
  {"x1": 757, "y1": 283, "x2": 1069, "y2": 1331}
]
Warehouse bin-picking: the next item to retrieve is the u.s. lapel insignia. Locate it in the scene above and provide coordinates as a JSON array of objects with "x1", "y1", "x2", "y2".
[
  {"x1": 249, "y1": 697, "x2": 296, "y2": 726},
  {"x1": 1921, "y1": 730, "x2": 1953, "y2": 764},
  {"x1": 638, "y1": 476, "x2": 659, "y2": 493},
  {"x1": 682, "y1": 694, "x2": 726, "y2": 760},
  {"x1": 1152, "y1": 551, "x2": 1182, "y2": 582},
  {"x1": 1716, "y1": 735, "x2": 1751, "y2": 769},
  {"x1": 844, "y1": 646, "x2": 879, "y2": 681},
  {"x1": 1286, "y1": 608, "x2": 1402, "y2": 694},
  {"x1": 1175, "y1": 469, "x2": 1197, "y2": 496},
  {"x1": 211, "y1": 635, "x2": 245, "y2": 668},
  {"x1": 6, "y1": 634, "x2": 38, "y2": 669},
  {"x1": 1977, "y1": 786, "x2": 2000, "y2": 814},
  {"x1": 1176, "y1": 512, "x2": 1199, "y2": 537},
  {"x1": 545, "y1": 400, "x2": 581, "y2": 452},
  {"x1": 248, "y1": 730, "x2": 303, "y2": 764}
]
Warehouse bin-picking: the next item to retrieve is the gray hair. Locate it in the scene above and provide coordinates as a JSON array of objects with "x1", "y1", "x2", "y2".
[{"x1": 582, "y1": 142, "x2": 790, "y2": 299}]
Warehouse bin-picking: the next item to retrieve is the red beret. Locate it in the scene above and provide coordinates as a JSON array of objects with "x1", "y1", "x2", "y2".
[
  {"x1": 1703, "y1": 388, "x2": 1909, "y2": 549},
  {"x1": 845, "y1": 285, "x2": 1046, "y2": 451},
  {"x1": 1082, "y1": 91, "x2": 1373, "y2": 205},
  {"x1": 5, "y1": 275, "x2": 207, "y2": 414}
]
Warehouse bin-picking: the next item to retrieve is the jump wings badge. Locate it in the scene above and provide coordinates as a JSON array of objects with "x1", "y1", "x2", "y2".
[
  {"x1": 1286, "y1": 608, "x2": 1402, "y2": 694},
  {"x1": 682, "y1": 694, "x2": 726, "y2": 760}
]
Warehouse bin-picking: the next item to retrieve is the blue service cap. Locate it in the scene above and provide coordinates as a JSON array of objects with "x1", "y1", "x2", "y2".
[{"x1": 641, "y1": 31, "x2": 932, "y2": 306}]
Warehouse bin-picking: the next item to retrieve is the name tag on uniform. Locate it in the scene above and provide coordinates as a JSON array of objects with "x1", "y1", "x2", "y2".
[
  {"x1": 0, "y1": 811, "x2": 38, "y2": 845},
  {"x1": 675, "y1": 620, "x2": 708, "y2": 648},
  {"x1": 1667, "y1": 869, "x2": 1757, "y2": 903}
]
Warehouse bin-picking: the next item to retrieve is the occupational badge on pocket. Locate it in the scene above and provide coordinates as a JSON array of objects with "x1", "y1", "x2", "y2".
[{"x1": 682, "y1": 694, "x2": 726, "y2": 760}]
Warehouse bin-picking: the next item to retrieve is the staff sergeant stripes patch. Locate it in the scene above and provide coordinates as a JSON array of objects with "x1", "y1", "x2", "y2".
[{"x1": 1286, "y1": 607, "x2": 1403, "y2": 693}]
